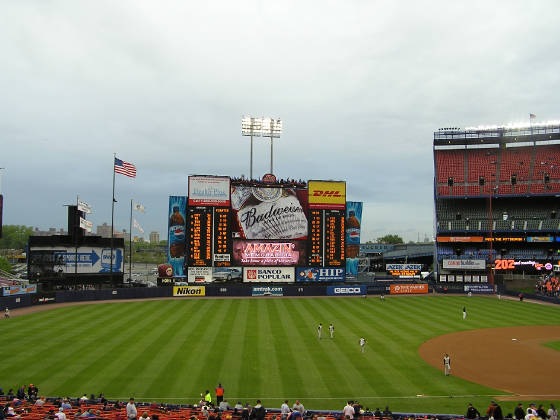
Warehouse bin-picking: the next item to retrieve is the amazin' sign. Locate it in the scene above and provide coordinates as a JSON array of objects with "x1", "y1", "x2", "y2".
[{"x1": 232, "y1": 240, "x2": 306, "y2": 266}]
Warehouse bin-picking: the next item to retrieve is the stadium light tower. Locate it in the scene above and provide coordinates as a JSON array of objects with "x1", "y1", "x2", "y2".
[{"x1": 241, "y1": 117, "x2": 282, "y2": 177}]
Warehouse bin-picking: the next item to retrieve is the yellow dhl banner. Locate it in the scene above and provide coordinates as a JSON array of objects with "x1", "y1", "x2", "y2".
[
  {"x1": 173, "y1": 286, "x2": 206, "y2": 296},
  {"x1": 308, "y1": 181, "x2": 346, "y2": 209}
]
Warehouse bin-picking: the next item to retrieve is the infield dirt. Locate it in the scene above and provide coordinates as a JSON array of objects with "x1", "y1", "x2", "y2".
[{"x1": 418, "y1": 325, "x2": 560, "y2": 399}]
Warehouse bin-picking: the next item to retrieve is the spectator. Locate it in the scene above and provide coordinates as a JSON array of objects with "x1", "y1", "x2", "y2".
[
  {"x1": 73, "y1": 410, "x2": 82, "y2": 419},
  {"x1": 140, "y1": 412, "x2": 150, "y2": 420},
  {"x1": 55, "y1": 408, "x2": 67, "y2": 420},
  {"x1": 127, "y1": 398, "x2": 137, "y2": 420},
  {"x1": 241, "y1": 405, "x2": 249, "y2": 420},
  {"x1": 515, "y1": 404, "x2": 525, "y2": 420},
  {"x1": 383, "y1": 407, "x2": 392, "y2": 419},
  {"x1": 548, "y1": 404, "x2": 558, "y2": 420},
  {"x1": 281, "y1": 401, "x2": 291, "y2": 420},
  {"x1": 79, "y1": 395, "x2": 88, "y2": 404},
  {"x1": 343, "y1": 402, "x2": 355, "y2": 420},
  {"x1": 234, "y1": 402, "x2": 243, "y2": 412},
  {"x1": 466, "y1": 403, "x2": 480, "y2": 419},
  {"x1": 61, "y1": 400, "x2": 72, "y2": 410},
  {"x1": 16, "y1": 387, "x2": 25, "y2": 401},
  {"x1": 251, "y1": 401, "x2": 265, "y2": 420},
  {"x1": 536, "y1": 405, "x2": 547, "y2": 420},
  {"x1": 35, "y1": 397, "x2": 46, "y2": 407},
  {"x1": 373, "y1": 409, "x2": 381, "y2": 419},
  {"x1": 219, "y1": 400, "x2": 231, "y2": 411},
  {"x1": 293, "y1": 401, "x2": 305, "y2": 416}
]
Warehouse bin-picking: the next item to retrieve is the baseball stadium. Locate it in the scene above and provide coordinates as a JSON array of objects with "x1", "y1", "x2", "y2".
[{"x1": 1, "y1": 121, "x2": 560, "y2": 420}]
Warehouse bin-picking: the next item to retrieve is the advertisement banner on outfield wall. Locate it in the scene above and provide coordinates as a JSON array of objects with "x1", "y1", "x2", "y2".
[
  {"x1": 167, "y1": 195, "x2": 187, "y2": 277},
  {"x1": 464, "y1": 284, "x2": 495, "y2": 293},
  {"x1": 443, "y1": 259, "x2": 486, "y2": 270},
  {"x1": 308, "y1": 180, "x2": 346, "y2": 210},
  {"x1": 327, "y1": 285, "x2": 366, "y2": 295},
  {"x1": 28, "y1": 246, "x2": 124, "y2": 274},
  {"x1": 296, "y1": 267, "x2": 345, "y2": 282},
  {"x1": 173, "y1": 286, "x2": 206, "y2": 296},
  {"x1": 389, "y1": 284, "x2": 429, "y2": 294},
  {"x1": 243, "y1": 267, "x2": 295, "y2": 282},
  {"x1": 2, "y1": 285, "x2": 37, "y2": 296},
  {"x1": 188, "y1": 176, "x2": 231, "y2": 206},
  {"x1": 233, "y1": 240, "x2": 306, "y2": 266},
  {"x1": 252, "y1": 286, "x2": 284, "y2": 296},
  {"x1": 187, "y1": 267, "x2": 213, "y2": 283}
]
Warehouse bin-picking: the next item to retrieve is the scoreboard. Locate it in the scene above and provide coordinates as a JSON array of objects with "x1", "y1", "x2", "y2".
[
  {"x1": 308, "y1": 209, "x2": 345, "y2": 267},
  {"x1": 213, "y1": 207, "x2": 232, "y2": 267},
  {"x1": 308, "y1": 209, "x2": 323, "y2": 266},
  {"x1": 187, "y1": 207, "x2": 212, "y2": 266},
  {"x1": 325, "y1": 209, "x2": 345, "y2": 267}
]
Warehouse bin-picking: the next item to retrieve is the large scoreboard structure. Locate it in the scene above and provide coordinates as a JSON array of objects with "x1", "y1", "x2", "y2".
[{"x1": 166, "y1": 176, "x2": 356, "y2": 283}]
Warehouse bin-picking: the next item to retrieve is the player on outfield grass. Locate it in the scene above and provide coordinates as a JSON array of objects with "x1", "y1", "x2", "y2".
[
  {"x1": 329, "y1": 323, "x2": 334, "y2": 339},
  {"x1": 317, "y1": 323, "x2": 323, "y2": 339},
  {"x1": 359, "y1": 337, "x2": 366, "y2": 353}
]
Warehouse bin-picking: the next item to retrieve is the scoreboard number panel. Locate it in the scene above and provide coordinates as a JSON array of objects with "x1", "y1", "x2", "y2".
[
  {"x1": 308, "y1": 209, "x2": 324, "y2": 266},
  {"x1": 213, "y1": 207, "x2": 232, "y2": 267},
  {"x1": 188, "y1": 207, "x2": 213, "y2": 267},
  {"x1": 324, "y1": 209, "x2": 345, "y2": 267}
]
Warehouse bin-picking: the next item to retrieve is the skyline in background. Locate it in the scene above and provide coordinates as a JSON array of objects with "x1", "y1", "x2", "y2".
[{"x1": 2, "y1": 1, "x2": 560, "y2": 243}]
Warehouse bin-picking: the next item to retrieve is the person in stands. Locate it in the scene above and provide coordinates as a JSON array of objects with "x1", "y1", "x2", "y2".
[
  {"x1": 215, "y1": 384, "x2": 225, "y2": 406},
  {"x1": 466, "y1": 403, "x2": 480, "y2": 419}
]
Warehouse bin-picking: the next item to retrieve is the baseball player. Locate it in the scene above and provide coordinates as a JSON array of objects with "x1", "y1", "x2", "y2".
[
  {"x1": 317, "y1": 323, "x2": 323, "y2": 339},
  {"x1": 443, "y1": 353, "x2": 451, "y2": 376},
  {"x1": 359, "y1": 337, "x2": 366, "y2": 353},
  {"x1": 329, "y1": 323, "x2": 334, "y2": 339},
  {"x1": 462, "y1": 306, "x2": 467, "y2": 320}
]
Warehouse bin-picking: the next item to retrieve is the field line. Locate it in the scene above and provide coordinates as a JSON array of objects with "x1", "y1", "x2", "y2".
[{"x1": 106, "y1": 394, "x2": 516, "y2": 401}]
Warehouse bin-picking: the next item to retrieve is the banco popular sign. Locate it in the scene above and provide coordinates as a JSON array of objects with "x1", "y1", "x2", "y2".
[
  {"x1": 173, "y1": 286, "x2": 206, "y2": 296},
  {"x1": 243, "y1": 267, "x2": 295, "y2": 283}
]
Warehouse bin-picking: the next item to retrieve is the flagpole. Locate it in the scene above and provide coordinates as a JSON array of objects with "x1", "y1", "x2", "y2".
[
  {"x1": 111, "y1": 153, "x2": 116, "y2": 282},
  {"x1": 129, "y1": 199, "x2": 133, "y2": 282},
  {"x1": 76, "y1": 194, "x2": 79, "y2": 277}
]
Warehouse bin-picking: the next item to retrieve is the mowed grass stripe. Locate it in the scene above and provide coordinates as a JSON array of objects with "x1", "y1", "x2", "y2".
[
  {"x1": 225, "y1": 300, "x2": 250, "y2": 400},
  {"x1": 281, "y1": 299, "x2": 343, "y2": 399},
  {"x1": 48, "y1": 300, "x2": 186, "y2": 396},
  {"x1": 255, "y1": 299, "x2": 283, "y2": 399},
  {"x1": 152, "y1": 300, "x2": 224, "y2": 399},
  {"x1": 95, "y1": 300, "x2": 202, "y2": 398},
  {"x1": 268, "y1": 299, "x2": 306, "y2": 399},
  {"x1": 237, "y1": 300, "x2": 262, "y2": 396},
  {"x1": 301, "y1": 299, "x2": 370, "y2": 397},
  {"x1": 0, "y1": 302, "x2": 140, "y2": 390}
]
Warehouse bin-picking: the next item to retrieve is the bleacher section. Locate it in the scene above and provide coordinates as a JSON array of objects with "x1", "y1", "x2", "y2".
[{"x1": 435, "y1": 143, "x2": 560, "y2": 197}]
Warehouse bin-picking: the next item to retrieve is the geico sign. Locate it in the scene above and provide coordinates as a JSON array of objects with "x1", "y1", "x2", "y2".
[{"x1": 334, "y1": 287, "x2": 362, "y2": 294}]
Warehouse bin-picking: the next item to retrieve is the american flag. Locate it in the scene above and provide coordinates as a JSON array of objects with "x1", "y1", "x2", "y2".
[
  {"x1": 529, "y1": 113, "x2": 536, "y2": 119},
  {"x1": 114, "y1": 158, "x2": 136, "y2": 178}
]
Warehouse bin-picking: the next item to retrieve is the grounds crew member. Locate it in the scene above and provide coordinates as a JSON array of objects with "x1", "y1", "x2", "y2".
[{"x1": 215, "y1": 383, "x2": 224, "y2": 405}]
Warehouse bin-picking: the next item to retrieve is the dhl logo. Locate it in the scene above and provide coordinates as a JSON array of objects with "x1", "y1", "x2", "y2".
[{"x1": 312, "y1": 190, "x2": 344, "y2": 197}]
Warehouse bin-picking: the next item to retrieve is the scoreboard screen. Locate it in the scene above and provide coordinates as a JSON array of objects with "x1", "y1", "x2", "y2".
[
  {"x1": 187, "y1": 207, "x2": 212, "y2": 267},
  {"x1": 308, "y1": 209, "x2": 323, "y2": 266},
  {"x1": 324, "y1": 209, "x2": 345, "y2": 267},
  {"x1": 213, "y1": 207, "x2": 232, "y2": 267}
]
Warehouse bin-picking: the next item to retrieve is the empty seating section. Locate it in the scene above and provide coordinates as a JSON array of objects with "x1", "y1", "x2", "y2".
[
  {"x1": 499, "y1": 146, "x2": 532, "y2": 182},
  {"x1": 533, "y1": 145, "x2": 560, "y2": 181},
  {"x1": 436, "y1": 197, "x2": 559, "y2": 233},
  {"x1": 436, "y1": 150, "x2": 465, "y2": 183},
  {"x1": 435, "y1": 143, "x2": 560, "y2": 197},
  {"x1": 467, "y1": 149, "x2": 499, "y2": 183}
]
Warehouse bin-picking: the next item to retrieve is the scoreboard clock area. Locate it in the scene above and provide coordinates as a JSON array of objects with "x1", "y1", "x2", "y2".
[{"x1": 187, "y1": 207, "x2": 212, "y2": 267}]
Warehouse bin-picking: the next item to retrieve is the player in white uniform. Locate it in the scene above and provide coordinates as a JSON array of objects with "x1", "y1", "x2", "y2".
[
  {"x1": 317, "y1": 323, "x2": 323, "y2": 339},
  {"x1": 443, "y1": 353, "x2": 451, "y2": 376},
  {"x1": 359, "y1": 337, "x2": 366, "y2": 353},
  {"x1": 4, "y1": 307, "x2": 10, "y2": 319},
  {"x1": 329, "y1": 323, "x2": 334, "y2": 339},
  {"x1": 462, "y1": 306, "x2": 467, "y2": 320}
]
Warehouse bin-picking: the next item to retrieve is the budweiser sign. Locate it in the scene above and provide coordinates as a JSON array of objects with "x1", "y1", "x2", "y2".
[{"x1": 231, "y1": 186, "x2": 308, "y2": 239}]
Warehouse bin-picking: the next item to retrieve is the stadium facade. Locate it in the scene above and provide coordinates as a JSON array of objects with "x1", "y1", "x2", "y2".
[{"x1": 433, "y1": 121, "x2": 560, "y2": 284}]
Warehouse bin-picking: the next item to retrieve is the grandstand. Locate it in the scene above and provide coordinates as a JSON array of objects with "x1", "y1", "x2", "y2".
[{"x1": 434, "y1": 122, "x2": 560, "y2": 284}]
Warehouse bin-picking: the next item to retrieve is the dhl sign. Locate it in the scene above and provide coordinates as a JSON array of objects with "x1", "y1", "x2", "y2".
[{"x1": 308, "y1": 181, "x2": 346, "y2": 209}]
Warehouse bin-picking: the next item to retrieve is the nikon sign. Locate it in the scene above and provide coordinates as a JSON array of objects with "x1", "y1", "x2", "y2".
[{"x1": 173, "y1": 286, "x2": 206, "y2": 296}]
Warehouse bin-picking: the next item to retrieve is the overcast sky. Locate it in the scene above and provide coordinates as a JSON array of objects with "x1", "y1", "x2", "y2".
[{"x1": 2, "y1": 1, "x2": 560, "y2": 242}]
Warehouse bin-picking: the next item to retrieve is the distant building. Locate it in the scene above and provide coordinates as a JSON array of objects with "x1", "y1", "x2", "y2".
[
  {"x1": 133, "y1": 236, "x2": 145, "y2": 243},
  {"x1": 33, "y1": 227, "x2": 68, "y2": 236},
  {"x1": 122, "y1": 229, "x2": 131, "y2": 242},
  {"x1": 96, "y1": 223, "x2": 111, "y2": 238},
  {"x1": 149, "y1": 231, "x2": 160, "y2": 243}
]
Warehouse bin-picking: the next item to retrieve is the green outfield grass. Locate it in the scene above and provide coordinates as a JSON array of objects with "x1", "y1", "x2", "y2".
[
  {"x1": 1, "y1": 296, "x2": 559, "y2": 415},
  {"x1": 542, "y1": 340, "x2": 560, "y2": 351}
]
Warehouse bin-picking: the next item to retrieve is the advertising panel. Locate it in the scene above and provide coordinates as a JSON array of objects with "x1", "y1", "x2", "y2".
[
  {"x1": 308, "y1": 181, "x2": 346, "y2": 210},
  {"x1": 389, "y1": 284, "x2": 429, "y2": 294},
  {"x1": 443, "y1": 259, "x2": 486, "y2": 270},
  {"x1": 187, "y1": 267, "x2": 213, "y2": 283},
  {"x1": 386, "y1": 263, "x2": 422, "y2": 278},
  {"x1": 252, "y1": 286, "x2": 284, "y2": 296},
  {"x1": 231, "y1": 184, "x2": 308, "y2": 239},
  {"x1": 28, "y1": 246, "x2": 124, "y2": 274},
  {"x1": 243, "y1": 267, "x2": 295, "y2": 283},
  {"x1": 345, "y1": 201, "x2": 362, "y2": 277},
  {"x1": 464, "y1": 284, "x2": 495, "y2": 293},
  {"x1": 325, "y1": 209, "x2": 345, "y2": 267},
  {"x1": 233, "y1": 240, "x2": 306, "y2": 266},
  {"x1": 494, "y1": 259, "x2": 553, "y2": 271},
  {"x1": 212, "y1": 267, "x2": 242, "y2": 282},
  {"x1": 526, "y1": 236, "x2": 554, "y2": 243},
  {"x1": 188, "y1": 176, "x2": 231, "y2": 206},
  {"x1": 296, "y1": 267, "x2": 345, "y2": 282},
  {"x1": 439, "y1": 274, "x2": 447, "y2": 282},
  {"x1": 437, "y1": 236, "x2": 484, "y2": 242},
  {"x1": 167, "y1": 196, "x2": 187, "y2": 276},
  {"x1": 326, "y1": 285, "x2": 366, "y2": 296},
  {"x1": 32, "y1": 292, "x2": 56, "y2": 304},
  {"x1": 173, "y1": 286, "x2": 206, "y2": 296},
  {"x1": 2, "y1": 285, "x2": 37, "y2": 296}
]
